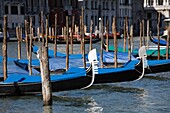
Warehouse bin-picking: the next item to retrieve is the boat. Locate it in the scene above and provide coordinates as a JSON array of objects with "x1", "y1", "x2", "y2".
[
  {"x1": 145, "y1": 59, "x2": 170, "y2": 74},
  {"x1": 14, "y1": 47, "x2": 147, "y2": 84},
  {"x1": 103, "y1": 32, "x2": 121, "y2": 39},
  {"x1": 103, "y1": 40, "x2": 170, "y2": 59},
  {"x1": 32, "y1": 45, "x2": 136, "y2": 64},
  {"x1": 48, "y1": 36, "x2": 101, "y2": 44},
  {"x1": 0, "y1": 49, "x2": 98, "y2": 96},
  {"x1": 149, "y1": 34, "x2": 169, "y2": 46}
]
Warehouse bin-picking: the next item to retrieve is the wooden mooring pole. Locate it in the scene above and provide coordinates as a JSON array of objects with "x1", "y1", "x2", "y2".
[
  {"x1": 16, "y1": 26, "x2": 21, "y2": 60},
  {"x1": 166, "y1": 27, "x2": 170, "y2": 59},
  {"x1": 142, "y1": 20, "x2": 146, "y2": 46},
  {"x1": 157, "y1": 12, "x2": 160, "y2": 60},
  {"x1": 99, "y1": 18, "x2": 104, "y2": 68},
  {"x1": 38, "y1": 46, "x2": 52, "y2": 106},
  {"x1": 147, "y1": 20, "x2": 150, "y2": 49},
  {"x1": 54, "y1": 14, "x2": 57, "y2": 57},
  {"x1": 140, "y1": 21, "x2": 143, "y2": 47},
  {"x1": 89, "y1": 20, "x2": 93, "y2": 51},
  {"x1": 106, "y1": 19, "x2": 109, "y2": 52},
  {"x1": 123, "y1": 17, "x2": 127, "y2": 52},
  {"x1": 3, "y1": 15, "x2": 7, "y2": 80},
  {"x1": 113, "y1": 17, "x2": 118, "y2": 68},
  {"x1": 81, "y1": 7, "x2": 86, "y2": 68},
  {"x1": 25, "y1": 20, "x2": 29, "y2": 59},
  {"x1": 45, "y1": 16, "x2": 49, "y2": 47}
]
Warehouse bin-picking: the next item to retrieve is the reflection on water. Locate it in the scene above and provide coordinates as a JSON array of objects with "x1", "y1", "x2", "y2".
[
  {"x1": 43, "y1": 106, "x2": 52, "y2": 113},
  {"x1": 86, "y1": 97, "x2": 103, "y2": 113}
]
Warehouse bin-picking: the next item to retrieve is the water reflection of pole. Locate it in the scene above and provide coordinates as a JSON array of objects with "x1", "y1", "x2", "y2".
[{"x1": 43, "y1": 106, "x2": 52, "y2": 113}]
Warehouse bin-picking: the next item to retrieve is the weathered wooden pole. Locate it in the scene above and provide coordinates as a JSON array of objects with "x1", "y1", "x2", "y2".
[
  {"x1": 147, "y1": 20, "x2": 150, "y2": 49},
  {"x1": 38, "y1": 46, "x2": 52, "y2": 106},
  {"x1": 113, "y1": 17, "x2": 118, "y2": 68},
  {"x1": 157, "y1": 12, "x2": 160, "y2": 60},
  {"x1": 127, "y1": 25, "x2": 131, "y2": 60},
  {"x1": 28, "y1": 17, "x2": 33, "y2": 75},
  {"x1": 54, "y1": 14, "x2": 57, "y2": 57},
  {"x1": 80, "y1": 16, "x2": 82, "y2": 53},
  {"x1": 130, "y1": 25, "x2": 133, "y2": 54},
  {"x1": 106, "y1": 18, "x2": 109, "y2": 52},
  {"x1": 140, "y1": 21, "x2": 143, "y2": 47},
  {"x1": 125, "y1": 17, "x2": 131, "y2": 60},
  {"x1": 66, "y1": 16, "x2": 69, "y2": 71},
  {"x1": 45, "y1": 16, "x2": 49, "y2": 47},
  {"x1": 123, "y1": 17, "x2": 127, "y2": 52},
  {"x1": 81, "y1": 7, "x2": 86, "y2": 68},
  {"x1": 166, "y1": 27, "x2": 170, "y2": 59},
  {"x1": 3, "y1": 15, "x2": 7, "y2": 80},
  {"x1": 25, "y1": 20, "x2": 29, "y2": 59},
  {"x1": 41, "y1": 11, "x2": 45, "y2": 46},
  {"x1": 16, "y1": 26, "x2": 21, "y2": 60},
  {"x1": 142, "y1": 20, "x2": 145, "y2": 46},
  {"x1": 70, "y1": 15, "x2": 74, "y2": 54},
  {"x1": 99, "y1": 19, "x2": 104, "y2": 68},
  {"x1": 89, "y1": 20, "x2": 93, "y2": 51},
  {"x1": 37, "y1": 27, "x2": 40, "y2": 42}
]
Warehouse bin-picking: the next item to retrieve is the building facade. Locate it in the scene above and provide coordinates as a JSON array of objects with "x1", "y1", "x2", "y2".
[
  {"x1": 48, "y1": 0, "x2": 79, "y2": 34},
  {"x1": 144, "y1": 0, "x2": 170, "y2": 33},
  {"x1": 0, "y1": 0, "x2": 49, "y2": 36},
  {"x1": 78, "y1": 0, "x2": 133, "y2": 34}
]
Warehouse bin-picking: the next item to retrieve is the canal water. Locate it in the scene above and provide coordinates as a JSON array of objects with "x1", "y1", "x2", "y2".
[{"x1": 0, "y1": 37, "x2": 169, "y2": 113}]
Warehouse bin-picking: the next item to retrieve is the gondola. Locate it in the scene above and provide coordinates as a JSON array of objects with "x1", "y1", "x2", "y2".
[
  {"x1": 14, "y1": 48, "x2": 146, "y2": 85},
  {"x1": 103, "y1": 39, "x2": 170, "y2": 59},
  {"x1": 149, "y1": 34, "x2": 169, "y2": 46},
  {"x1": 0, "y1": 49, "x2": 98, "y2": 96},
  {"x1": 48, "y1": 37, "x2": 101, "y2": 44}
]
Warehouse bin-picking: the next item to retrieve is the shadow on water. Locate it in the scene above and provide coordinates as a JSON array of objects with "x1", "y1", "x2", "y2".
[
  {"x1": 86, "y1": 84, "x2": 145, "y2": 94},
  {"x1": 144, "y1": 72, "x2": 170, "y2": 81}
]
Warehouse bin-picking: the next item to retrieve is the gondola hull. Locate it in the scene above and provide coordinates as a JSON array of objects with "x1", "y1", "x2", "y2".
[{"x1": 0, "y1": 75, "x2": 92, "y2": 96}]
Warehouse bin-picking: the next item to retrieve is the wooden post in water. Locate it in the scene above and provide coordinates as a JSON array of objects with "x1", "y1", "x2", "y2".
[
  {"x1": 89, "y1": 20, "x2": 93, "y2": 51},
  {"x1": 80, "y1": 16, "x2": 82, "y2": 53},
  {"x1": 3, "y1": 15, "x2": 7, "y2": 80},
  {"x1": 142, "y1": 20, "x2": 145, "y2": 46},
  {"x1": 41, "y1": 11, "x2": 45, "y2": 46},
  {"x1": 38, "y1": 46, "x2": 52, "y2": 106},
  {"x1": 45, "y1": 16, "x2": 49, "y2": 47},
  {"x1": 81, "y1": 7, "x2": 86, "y2": 68},
  {"x1": 25, "y1": 20, "x2": 29, "y2": 59},
  {"x1": 37, "y1": 27, "x2": 40, "y2": 42},
  {"x1": 28, "y1": 17, "x2": 33, "y2": 75},
  {"x1": 147, "y1": 20, "x2": 150, "y2": 49},
  {"x1": 106, "y1": 18, "x2": 109, "y2": 52},
  {"x1": 99, "y1": 19, "x2": 104, "y2": 68},
  {"x1": 125, "y1": 17, "x2": 131, "y2": 60},
  {"x1": 54, "y1": 14, "x2": 57, "y2": 57},
  {"x1": 113, "y1": 17, "x2": 117, "y2": 68},
  {"x1": 70, "y1": 15, "x2": 74, "y2": 54},
  {"x1": 130, "y1": 25, "x2": 133, "y2": 54},
  {"x1": 66, "y1": 16, "x2": 69, "y2": 71},
  {"x1": 16, "y1": 26, "x2": 21, "y2": 60},
  {"x1": 140, "y1": 21, "x2": 143, "y2": 47},
  {"x1": 123, "y1": 17, "x2": 127, "y2": 52},
  {"x1": 157, "y1": 12, "x2": 160, "y2": 60},
  {"x1": 127, "y1": 25, "x2": 131, "y2": 60},
  {"x1": 166, "y1": 27, "x2": 170, "y2": 59}
]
